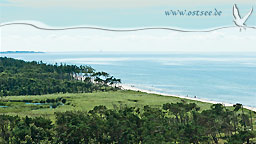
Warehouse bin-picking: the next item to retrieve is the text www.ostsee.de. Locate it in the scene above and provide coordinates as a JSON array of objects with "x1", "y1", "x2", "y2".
[{"x1": 165, "y1": 8, "x2": 222, "y2": 16}]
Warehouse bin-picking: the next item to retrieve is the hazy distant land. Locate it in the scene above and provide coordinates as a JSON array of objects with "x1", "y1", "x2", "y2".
[{"x1": 0, "y1": 51, "x2": 44, "y2": 54}]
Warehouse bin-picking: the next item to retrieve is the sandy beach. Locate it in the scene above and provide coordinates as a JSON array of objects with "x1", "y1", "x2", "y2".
[{"x1": 121, "y1": 84, "x2": 256, "y2": 112}]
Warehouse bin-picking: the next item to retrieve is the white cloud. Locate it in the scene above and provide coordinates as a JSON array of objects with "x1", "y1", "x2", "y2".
[{"x1": 1, "y1": 21, "x2": 256, "y2": 52}]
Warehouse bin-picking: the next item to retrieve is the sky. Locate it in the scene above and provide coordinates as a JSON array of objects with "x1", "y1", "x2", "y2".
[
  {"x1": 0, "y1": 0, "x2": 256, "y2": 52},
  {"x1": 1, "y1": 0, "x2": 256, "y2": 29}
]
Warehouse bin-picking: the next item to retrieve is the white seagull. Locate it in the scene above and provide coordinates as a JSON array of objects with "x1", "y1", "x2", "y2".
[{"x1": 233, "y1": 4, "x2": 253, "y2": 31}]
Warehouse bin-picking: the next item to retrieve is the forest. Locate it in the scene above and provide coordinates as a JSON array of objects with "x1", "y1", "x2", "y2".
[
  {"x1": 0, "y1": 57, "x2": 121, "y2": 96},
  {"x1": 0, "y1": 102, "x2": 255, "y2": 143},
  {"x1": 0, "y1": 57, "x2": 256, "y2": 143}
]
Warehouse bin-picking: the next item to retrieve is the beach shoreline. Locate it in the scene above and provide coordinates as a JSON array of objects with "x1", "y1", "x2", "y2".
[{"x1": 121, "y1": 84, "x2": 256, "y2": 112}]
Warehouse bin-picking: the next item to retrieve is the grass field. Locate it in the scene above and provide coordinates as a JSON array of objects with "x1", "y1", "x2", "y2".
[{"x1": 0, "y1": 90, "x2": 255, "y2": 122}]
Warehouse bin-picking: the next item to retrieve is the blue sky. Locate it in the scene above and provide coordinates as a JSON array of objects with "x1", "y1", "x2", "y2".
[
  {"x1": 1, "y1": 0, "x2": 256, "y2": 29},
  {"x1": 1, "y1": 0, "x2": 256, "y2": 52}
]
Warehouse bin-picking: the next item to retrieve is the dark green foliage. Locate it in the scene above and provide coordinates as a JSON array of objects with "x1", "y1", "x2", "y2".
[
  {"x1": 1, "y1": 102, "x2": 255, "y2": 143},
  {"x1": 0, "y1": 115, "x2": 53, "y2": 144},
  {"x1": 61, "y1": 98, "x2": 66, "y2": 104},
  {"x1": 55, "y1": 111, "x2": 91, "y2": 143},
  {"x1": 0, "y1": 57, "x2": 121, "y2": 96}
]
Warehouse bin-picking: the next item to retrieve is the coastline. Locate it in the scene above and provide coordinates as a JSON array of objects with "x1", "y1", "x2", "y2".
[{"x1": 121, "y1": 84, "x2": 256, "y2": 112}]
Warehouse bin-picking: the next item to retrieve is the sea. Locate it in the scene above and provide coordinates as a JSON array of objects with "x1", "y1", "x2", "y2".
[{"x1": 1, "y1": 52, "x2": 256, "y2": 107}]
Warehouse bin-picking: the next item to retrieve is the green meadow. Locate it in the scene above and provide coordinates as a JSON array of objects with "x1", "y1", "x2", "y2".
[
  {"x1": 0, "y1": 90, "x2": 255, "y2": 121},
  {"x1": 0, "y1": 90, "x2": 211, "y2": 118}
]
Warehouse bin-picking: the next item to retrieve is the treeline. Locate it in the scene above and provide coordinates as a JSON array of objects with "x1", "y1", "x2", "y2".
[
  {"x1": 0, "y1": 57, "x2": 121, "y2": 96},
  {"x1": 0, "y1": 103, "x2": 255, "y2": 143}
]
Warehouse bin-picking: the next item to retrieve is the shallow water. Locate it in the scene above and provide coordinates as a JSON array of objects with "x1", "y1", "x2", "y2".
[
  {"x1": 25, "y1": 103, "x2": 46, "y2": 105},
  {"x1": 1, "y1": 52, "x2": 256, "y2": 107},
  {"x1": 0, "y1": 106, "x2": 8, "y2": 108}
]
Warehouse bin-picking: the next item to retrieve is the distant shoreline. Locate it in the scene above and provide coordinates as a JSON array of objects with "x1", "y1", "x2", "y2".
[
  {"x1": 0, "y1": 51, "x2": 44, "y2": 54},
  {"x1": 121, "y1": 84, "x2": 256, "y2": 112}
]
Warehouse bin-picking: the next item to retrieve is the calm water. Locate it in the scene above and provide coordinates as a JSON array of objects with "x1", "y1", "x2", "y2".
[{"x1": 1, "y1": 52, "x2": 256, "y2": 107}]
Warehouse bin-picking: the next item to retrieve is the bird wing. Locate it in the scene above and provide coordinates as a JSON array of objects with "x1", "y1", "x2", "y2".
[
  {"x1": 242, "y1": 8, "x2": 253, "y2": 23},
  {"x1": 233, "y1": 4, "x2": 241, "y2": 20}
]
